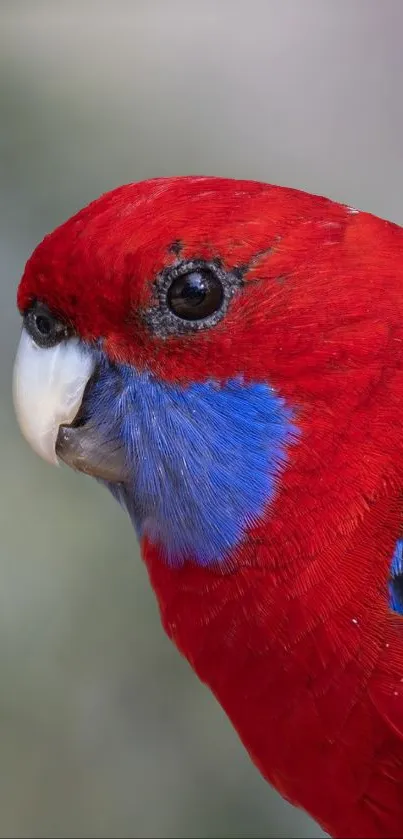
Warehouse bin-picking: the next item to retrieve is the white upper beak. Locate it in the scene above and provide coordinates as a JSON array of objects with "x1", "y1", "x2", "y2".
[{"x1": 13, "y1": 328, "x2": 95, "y2": 465}]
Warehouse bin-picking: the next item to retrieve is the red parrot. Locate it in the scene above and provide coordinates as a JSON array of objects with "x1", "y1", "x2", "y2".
[{"x1": 12, "y1": 176, "x2": 403, "y2": 838}]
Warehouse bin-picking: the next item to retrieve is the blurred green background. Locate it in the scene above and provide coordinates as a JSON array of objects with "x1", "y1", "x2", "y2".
[{"x1": 1, "y1": 1, "x2": 402, "y2": 836}]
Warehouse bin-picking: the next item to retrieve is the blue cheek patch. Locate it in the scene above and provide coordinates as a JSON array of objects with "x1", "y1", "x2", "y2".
[
  {"x1": 84, "y1": 353, "x2": 297, "y2": 567},
  {"x1": 389, "y1": 539, "x2": 403, "y2": 614}
]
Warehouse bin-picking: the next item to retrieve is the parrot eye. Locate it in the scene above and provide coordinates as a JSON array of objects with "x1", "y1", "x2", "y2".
[
  {"x1": 24, "y1": 301, "x2": 71, "y2": 349},
  {"x1": 167, "y1": 268, "x2": 224, "y2": 320},
  {"x1": 145, "y1": 259, "x2": 243, "y2": 336}
]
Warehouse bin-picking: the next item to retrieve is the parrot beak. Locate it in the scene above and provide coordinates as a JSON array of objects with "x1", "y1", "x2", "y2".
[
  {"x1": 13, "y1": 329, "x2": 128, "y2": 482},
  {"x1": 13, "y1": 327, "x2": 95, "y2": 466}
]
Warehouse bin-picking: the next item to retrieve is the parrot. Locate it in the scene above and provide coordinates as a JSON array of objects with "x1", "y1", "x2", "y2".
[{"x1": 11, "y1": 175, "x2": 403, "y2": 838}]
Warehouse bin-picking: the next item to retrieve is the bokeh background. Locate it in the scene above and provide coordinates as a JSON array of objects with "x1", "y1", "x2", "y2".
[{"x1": 1, "y1": 1, "x2": 403, "y2": 836}]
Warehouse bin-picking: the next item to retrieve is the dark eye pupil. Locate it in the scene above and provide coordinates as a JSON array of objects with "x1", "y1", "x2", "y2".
[
  {"x1": 35, "y1": 314, "x2": 52, "y2": 336},
  {"x1": 181, "y1": 272, "x2": 207, "y2": 303},
  {"x1": 167, "y1": 269, "x2": 224, "y2": 321},
  {"x1": 24, "y1": 302, "x2": 69, "y2": 349}
]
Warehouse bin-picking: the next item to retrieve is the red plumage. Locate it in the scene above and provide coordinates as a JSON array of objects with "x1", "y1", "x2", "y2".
[{"x1": 17, "y1": 177, "x2": 403, "y2": 837}]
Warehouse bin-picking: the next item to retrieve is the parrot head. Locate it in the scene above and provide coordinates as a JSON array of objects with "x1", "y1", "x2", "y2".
[
  {"x1": 12, "y1": 176, "x2": 316, "y2": 567},
  {"x1": 14, "y1": 175, "x2": 388, "y2": 570}
]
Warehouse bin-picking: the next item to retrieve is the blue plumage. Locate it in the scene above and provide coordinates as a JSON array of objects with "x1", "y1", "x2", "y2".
[
  {"x1": 390, "y1": 539, "x2": 403, "y2": 615},
  {"x1": 84, "y1": 350, "x2": 296, "y2": 566}
]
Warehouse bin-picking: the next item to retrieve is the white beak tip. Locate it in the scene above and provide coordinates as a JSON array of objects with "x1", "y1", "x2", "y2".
[{"x1": 13, "y1": 329, "x2": 95, "y2": 466}]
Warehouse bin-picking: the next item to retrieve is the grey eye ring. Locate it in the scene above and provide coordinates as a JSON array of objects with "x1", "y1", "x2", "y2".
[{"x1": 144, "y1": 259, "x2": 243, "y2": 337}]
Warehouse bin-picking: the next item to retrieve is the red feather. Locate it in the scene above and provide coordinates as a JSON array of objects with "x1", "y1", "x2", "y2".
[{"x1": 17, "y1": 177, "x2": 403, "y2": 837}]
